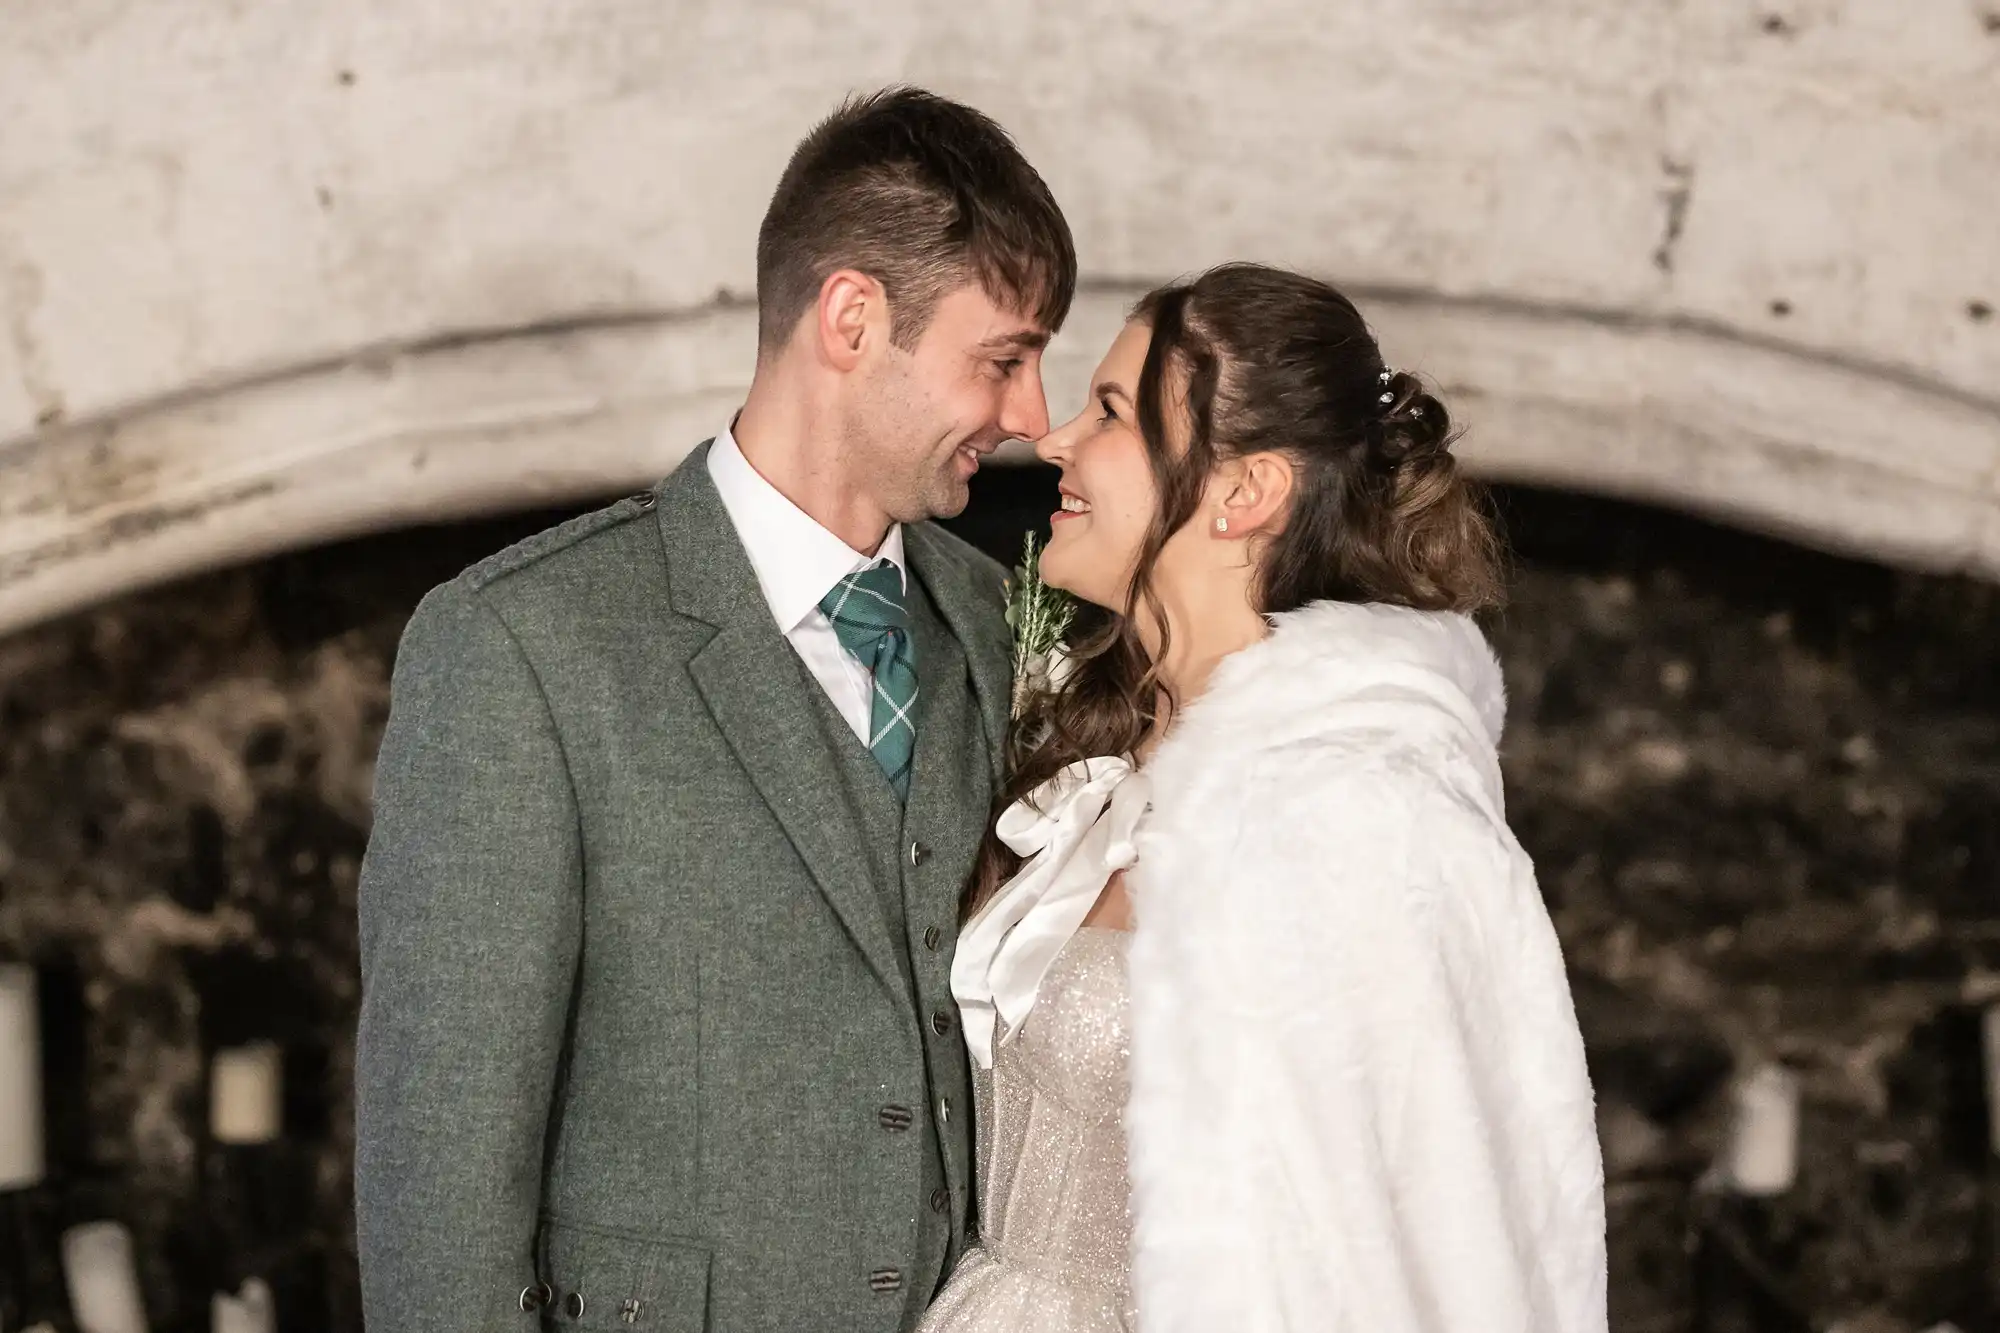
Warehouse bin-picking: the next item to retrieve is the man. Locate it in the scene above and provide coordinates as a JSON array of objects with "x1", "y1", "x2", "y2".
[{"x1": 354, "y1": 87, "x2": 1074, "y2": 1333}]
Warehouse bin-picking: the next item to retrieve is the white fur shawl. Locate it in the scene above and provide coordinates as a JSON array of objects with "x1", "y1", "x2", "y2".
[{"x1": 1127, "y1": 601, "x2": 1608, "y2": 1333}]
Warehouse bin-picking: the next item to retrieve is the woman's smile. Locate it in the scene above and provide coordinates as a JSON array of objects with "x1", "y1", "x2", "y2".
[{"x1": 1053, "y1": 486, "x2": 1093, "y2": 523}]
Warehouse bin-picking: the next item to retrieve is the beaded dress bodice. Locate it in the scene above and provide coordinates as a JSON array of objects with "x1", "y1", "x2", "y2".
[{"x1": 917, "y1": 927, "x2": 1135, "y2": 1332}]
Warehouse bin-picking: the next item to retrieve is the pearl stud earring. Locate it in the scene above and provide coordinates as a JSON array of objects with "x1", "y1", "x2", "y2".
[{"x1": 1214, "y1": 516, "x2": 1229, "y2": 533}]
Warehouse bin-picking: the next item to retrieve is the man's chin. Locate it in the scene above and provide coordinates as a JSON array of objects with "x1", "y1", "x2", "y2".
[{"x1": 921, "y1": 476, "x2": 974, "y2": 521}]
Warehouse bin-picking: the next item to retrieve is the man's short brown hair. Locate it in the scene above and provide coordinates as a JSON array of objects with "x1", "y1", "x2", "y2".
[{"x1": 755, "y1": 87, "x2": 1077, "y2": 354}]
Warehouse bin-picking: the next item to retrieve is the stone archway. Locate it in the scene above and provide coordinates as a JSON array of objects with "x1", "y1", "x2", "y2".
[{"x1": 4, "y1": 281, "x2": 1997, "y2": 636}]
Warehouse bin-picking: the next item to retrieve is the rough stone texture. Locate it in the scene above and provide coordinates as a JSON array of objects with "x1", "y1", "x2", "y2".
[
  {"x1": 2, "y1": 472, "x2": 1997, "y2": 1332},
  {"x1": 2, "y1": 1, "x2": 1996, "y2": 631},
  {"x1": 2, "y1": 0, "x2": 1993, "y2": 422}
]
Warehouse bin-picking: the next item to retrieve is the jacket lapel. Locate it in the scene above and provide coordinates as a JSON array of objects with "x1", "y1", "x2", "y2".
[
  {"x1": 649, "y1": 445, "x2": 903, "y2": 998},
  {"x1": 905, "y1": 523, "x2": 1013, "y2": 782}
]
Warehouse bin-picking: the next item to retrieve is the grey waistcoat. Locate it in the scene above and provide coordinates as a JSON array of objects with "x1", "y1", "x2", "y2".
[{"x1": 801, "y1": 564, "x2": 992, "y2": 1324}]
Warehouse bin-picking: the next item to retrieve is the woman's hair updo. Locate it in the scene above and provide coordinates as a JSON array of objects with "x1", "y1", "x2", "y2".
[{"x1": 1131, "y1": 262, "x2": 1504, "y2": 616}]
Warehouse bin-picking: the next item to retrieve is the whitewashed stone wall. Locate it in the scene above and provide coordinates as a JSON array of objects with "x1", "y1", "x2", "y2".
[{"x1": 1, "y1": 0, "x2": 1996, "y2": 632}]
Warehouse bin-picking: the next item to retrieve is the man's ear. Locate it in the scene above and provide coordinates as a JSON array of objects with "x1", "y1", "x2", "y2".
[{"x1": 816, "y1": 268, "x2": 884, "y2": 372}]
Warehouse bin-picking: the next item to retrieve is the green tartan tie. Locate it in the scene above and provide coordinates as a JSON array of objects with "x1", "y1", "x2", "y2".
[{"x1": 819, "y1": 561, "x2": 919, "y2": 801}]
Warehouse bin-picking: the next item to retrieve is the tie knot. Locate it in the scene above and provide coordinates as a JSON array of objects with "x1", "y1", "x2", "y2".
[{"x1": 820, "y1": 561, "x2": 909, "y2": 642}]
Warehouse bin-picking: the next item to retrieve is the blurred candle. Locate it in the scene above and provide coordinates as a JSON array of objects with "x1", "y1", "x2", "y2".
[
  {"x1": 209, "y1": 1043, "x2": 282, "y2": 1146},
  {"x1": 210, "y1": 1278, "x2": 274, "y2": 1333},
  {"x1": 1723, "y1": 1062, "x2": 1800, "y2": 1196},
  {"x1": 1984, "y1": 1003, "x2": 2000, "y2": 1158},
  {"x1": 0, "y1": 963, "x2": 46, "y2": 1190},
  {"x1": 61, "y1": 1221, "x2": 149, "y2": 1333}
]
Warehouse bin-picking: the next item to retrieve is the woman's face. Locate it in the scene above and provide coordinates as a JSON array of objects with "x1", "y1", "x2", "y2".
[{"x1": 1034, "y1": 321, "x2": 1163, "y2": 610}]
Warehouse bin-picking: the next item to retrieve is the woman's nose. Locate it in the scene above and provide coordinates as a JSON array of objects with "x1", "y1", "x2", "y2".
[{"x1": 1034, "y1": 424, "x2": 1069, "y2": 466}]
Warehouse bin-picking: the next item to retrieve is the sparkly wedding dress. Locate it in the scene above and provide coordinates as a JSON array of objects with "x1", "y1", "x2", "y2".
[
  {"x1": 918, "y1": 926, "x2": 1135, "y2": 1332},
  {"x1": 919, "y1": 756, "x2": 1148, "y2": 1333}
]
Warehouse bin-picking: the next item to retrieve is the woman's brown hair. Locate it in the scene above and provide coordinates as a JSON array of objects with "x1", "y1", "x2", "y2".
[{"x1": 965, "y1": 263, "x2": 1506, "y2": 919}]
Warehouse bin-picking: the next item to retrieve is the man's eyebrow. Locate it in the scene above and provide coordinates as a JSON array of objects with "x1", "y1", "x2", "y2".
[{"x1": 975, "y1": 330, "x2": 1051, "y2": 354}]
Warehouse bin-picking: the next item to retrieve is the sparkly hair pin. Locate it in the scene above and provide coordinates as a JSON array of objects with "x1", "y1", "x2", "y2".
[{"x1": 1378, "y1": 368, "x2": 1424, "y2": 418}]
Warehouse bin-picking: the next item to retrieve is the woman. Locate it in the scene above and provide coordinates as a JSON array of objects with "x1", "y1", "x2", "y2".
[{"x1": 923, "y1": 264, "x2": 1606, "y2": 1333}]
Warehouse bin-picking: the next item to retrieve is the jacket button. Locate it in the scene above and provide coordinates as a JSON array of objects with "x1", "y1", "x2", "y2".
[
  {"x1": 924, "y1": 926, "x2": 942, "y2": 952},
  {"x1": 869, "y1": 1268, "x2": 904, "y2": 1293},
  {"x1": 930, "y1": 1186, "x2": 950, "y2": 1213},
  {"x1": 939, "y1": 1096, "x2": 952, "y2": 1125},
  {"x1": 908, "y1": 841, "x2": 932, "y2": 867},
  {"x1": 519, "y1": 1282, "x2": 551, "y2": 1312},
  {"x1": 564, "y1": 1292, "x2": 587, "y2": 1320},
  {"x1": 879, "y1": 1103, "x2": 915, "y2": 1131},
  {"x1": 632, "y1": 490, "x2": 657, "y2": 510},
  {"x1": 931, "y1": 1009, "x2": 954, "y2": 1036}
]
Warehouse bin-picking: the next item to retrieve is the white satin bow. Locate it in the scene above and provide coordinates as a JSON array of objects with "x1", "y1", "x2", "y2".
[{"x1": 951, "y1": 756, "x2": 1151, "y2": 1069}]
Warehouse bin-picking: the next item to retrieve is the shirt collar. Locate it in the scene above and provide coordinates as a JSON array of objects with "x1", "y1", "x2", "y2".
[{"x1": 707, "y1": 423, "x2": 907, "y2": 634}]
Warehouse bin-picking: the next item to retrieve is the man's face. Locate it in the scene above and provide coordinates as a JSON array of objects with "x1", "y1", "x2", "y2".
[{"x1": 852, "y1": 283, "x2": 1054, "y2": 523}]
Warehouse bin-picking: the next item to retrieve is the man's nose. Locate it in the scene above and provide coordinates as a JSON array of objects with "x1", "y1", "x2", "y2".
[{"x1": 1002, "y1": 369, "x2": 1051, "y2": 442}]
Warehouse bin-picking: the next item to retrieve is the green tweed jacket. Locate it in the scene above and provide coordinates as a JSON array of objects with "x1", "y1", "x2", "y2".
[{"x1": 354, "y1": 443, "x2": 1014, "y2": 1333}]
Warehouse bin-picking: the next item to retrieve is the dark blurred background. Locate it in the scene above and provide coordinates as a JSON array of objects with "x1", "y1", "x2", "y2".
[{"x1": 2, "y1": 467, "x2": 1998, "y2": 1331}]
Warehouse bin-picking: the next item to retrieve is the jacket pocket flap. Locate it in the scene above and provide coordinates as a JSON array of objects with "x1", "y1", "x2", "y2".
[{"x1": 537, "y1": 1217, "x2": 711, "y2": 1333}]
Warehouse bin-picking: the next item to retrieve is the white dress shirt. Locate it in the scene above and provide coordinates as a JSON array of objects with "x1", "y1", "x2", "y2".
[{"x1": 706, "y1": 424, "x2": 907, "y2": 744}]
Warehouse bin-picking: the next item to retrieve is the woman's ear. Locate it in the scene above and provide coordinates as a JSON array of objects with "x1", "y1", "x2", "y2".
[{"x1": 1213, "y1": 452, "x2": 1295, "y2": 538}]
